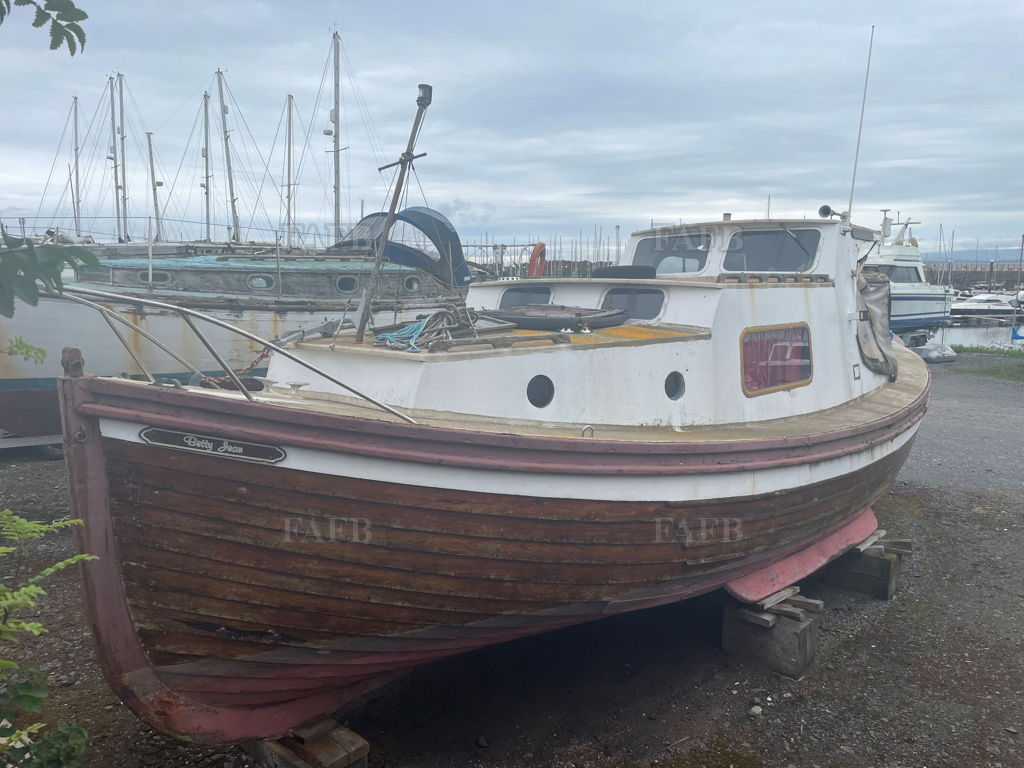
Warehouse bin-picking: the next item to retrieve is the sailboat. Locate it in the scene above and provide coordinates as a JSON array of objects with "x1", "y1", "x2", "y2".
[{"x1": 1, "y1": 36, "x2": 468, "y2": 447}]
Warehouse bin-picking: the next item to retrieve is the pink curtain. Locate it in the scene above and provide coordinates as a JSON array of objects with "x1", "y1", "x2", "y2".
[{"x1": 742, "y1": 327, "x2": 810, "y2": 393}]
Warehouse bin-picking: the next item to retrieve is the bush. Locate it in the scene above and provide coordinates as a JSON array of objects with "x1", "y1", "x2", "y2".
[{"x1": 0, "y1": 509, "x2": 96, "y2": 767}]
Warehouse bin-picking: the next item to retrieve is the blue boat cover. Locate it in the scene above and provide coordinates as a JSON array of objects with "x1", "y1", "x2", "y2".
[{"x1": 331, "y1": 206, "x2": 471, "y2": 288}]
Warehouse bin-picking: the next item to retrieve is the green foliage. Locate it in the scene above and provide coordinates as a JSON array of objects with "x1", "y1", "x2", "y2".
[
  {"x1": 5, "y1": 338, "x2": 47, "y2": 364},
  {"x1": 950, "y1": 344, "x2": 1024, "y2": 358},
  {"x1": 0, "y1": 509, "x2": 96, "y2": 766},
  {"x1": 0, "y1": 0, "x2": 88, "y2": 56},
  {"x1": 0, "y1": 231, "x2": 98, "y2": 319}
]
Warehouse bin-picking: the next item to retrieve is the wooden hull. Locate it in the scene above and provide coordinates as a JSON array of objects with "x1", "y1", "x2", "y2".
[{"x1": 58, "y1": 369, "x2": 928, "y2": 744}]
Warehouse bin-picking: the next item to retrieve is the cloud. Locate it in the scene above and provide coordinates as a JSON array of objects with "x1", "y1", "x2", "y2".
[{"x1": 0, "y1": 0, "x2": 1020, "y2": 250}]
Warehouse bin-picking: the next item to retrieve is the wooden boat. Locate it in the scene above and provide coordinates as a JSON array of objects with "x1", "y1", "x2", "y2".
[{"x1": 58, "y1": 209, "x2": 930, "y2": 745}]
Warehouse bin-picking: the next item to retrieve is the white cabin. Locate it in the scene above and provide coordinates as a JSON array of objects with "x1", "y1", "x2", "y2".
[{"x1": 273, "y1": 217, "x2": 898, "y2": 429}]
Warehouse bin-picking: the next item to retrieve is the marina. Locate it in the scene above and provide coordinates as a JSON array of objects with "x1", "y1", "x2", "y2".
[{"x1": 1, "y1": 3, "x2": 1022, "y2": 767}]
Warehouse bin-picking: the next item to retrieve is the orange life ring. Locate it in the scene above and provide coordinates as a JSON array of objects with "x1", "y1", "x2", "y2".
[{"x1": 527, "y1": 242, "x2": 546, "y2": 277}]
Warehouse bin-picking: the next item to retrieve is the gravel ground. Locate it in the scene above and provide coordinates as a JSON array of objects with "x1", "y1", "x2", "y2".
[{"x1": 0, "y1": 352, "x2": 1021, "y2": 768}]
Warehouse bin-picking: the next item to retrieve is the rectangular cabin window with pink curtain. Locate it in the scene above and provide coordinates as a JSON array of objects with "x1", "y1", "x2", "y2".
[{"x1": 741, "y1": 324, "x2": 812, "y2": 396}]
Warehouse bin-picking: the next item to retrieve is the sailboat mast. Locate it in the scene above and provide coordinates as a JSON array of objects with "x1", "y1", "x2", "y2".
[
  {"x1": 354, "y1": 84, "x2": 433, "y2": 344},
  {"x1": 201, "y1": 91, "x2": 212, "y2": 242},
  {"x1": 71, "y1": 96, "x2": 82, "y2": 237},
  {"x1": 117, "y1": 73, "x2": 130, "y2": 240},
  {"x1": 285, "y1": 94, "x2": 294, "y2": 250},
  {"x1": 145, "y1": 131, "x2": 162, "y2": 242},
  {"x1": 107, "y1": 76, "x2": 123, "y2": 243},
  {"x1": 332, "y1": 31, "x2": 342, "y2": 242},
  {"x1": 215, "y1": 70, "x2": 241, "y2": 243}
]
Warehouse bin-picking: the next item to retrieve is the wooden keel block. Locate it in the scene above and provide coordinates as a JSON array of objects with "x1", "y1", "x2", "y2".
[
  {"x1": 738, "y1": 608, "x2": 778, "y2": 628},
  {"x1": 878, "y1": 538, "x2": 914, "y2": 557},
  {"x1": 243, "y1": 718, "x2": 370, "y2": 768},
  {"x1": 786, "y1": 595, "x2": 825, "y2": 613},
  {"x1": 855, "y1": 529, "x2": 886, "y2": 552},
  {"x1": 755, "y1": 586, "x2": 801, "y2": 611},
  {"x1": 722, "y1": 603, "x2": 820, "y2": 679},
  {"x1": 823, "y1": 548, "x2": 900, "y2": 601}
]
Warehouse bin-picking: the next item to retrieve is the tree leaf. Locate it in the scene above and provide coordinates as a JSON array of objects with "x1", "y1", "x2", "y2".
[
  {"x1": 0, "y1": 282, "x2": 14, "y2": 319},
  {"x1": 64, "y1": 18, "x2": 84, "y2": 47},
  {"x1": 1, "y1": 232, "x2": 28, "y2": 249},
  {"x1": 11, "y1": 275, "x2": 39, "y2": 306},
  {"x1": 48, "y1": 18, "x2": 63, "y2": 50},
  {"x1": 56, "y1": 6, "x2": 86, "y2": 22},
  {"x1": 62, "y1": 22, "x2": 76, "y2": 54},
  {"x1": 31, "y1": 5, "x2": 48, "y2": 27}
]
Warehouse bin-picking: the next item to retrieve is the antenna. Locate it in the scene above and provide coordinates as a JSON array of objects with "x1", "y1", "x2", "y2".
[{"x1": 847, "y1": 25, "x2": 875, "y2": 223}]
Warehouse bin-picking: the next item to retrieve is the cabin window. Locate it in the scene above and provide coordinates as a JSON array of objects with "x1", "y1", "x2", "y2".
[
  {"x1": 246, "y1": 274, "x2": 275, "y2": 290},
  {"x1": 664, "y1": 371, "x2": 685, "y2": 400},
  {"x1": 500, "y1": 285, "x2": 552, "y2": 308},
  {"x1": 404, "y1": 275, "x2": 423, "y2": 293},
  {"x1": 740, "y1": 324, "x2": 812, "y2": 396},
  {"x1": 632, "y1": 234, "x2": 710, "y2": 274},
  {"x1": 878, "y1": 265, "x2": 920, "y2": 283},
  {"x1": 601, "y1": 288, "x2": 665, "y2": 319},
  {"x1": 527, "y1": 375, "x2": 554, "y2": 408},
  {"x1": 724, "y1": 229, "x2": 820, "y2": 272},
  {"x1": 337, "y1": 276, "x2": 359, "y2": 293},
  {"x1": 137, "y1": 270, "x2": 171, "y2": 285}
]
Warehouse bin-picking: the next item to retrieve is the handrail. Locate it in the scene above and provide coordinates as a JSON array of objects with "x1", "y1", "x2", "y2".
[
  {"x1": 53, "y1": 290, "x2": 214, "y2": 386},
  {"x1": 53, "y1": 285, "x2": 418, "y2": 424}
]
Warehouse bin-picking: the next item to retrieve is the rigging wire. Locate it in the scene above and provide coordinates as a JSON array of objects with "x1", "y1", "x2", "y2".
[
  {"x1": 164, "y1": 97, "x2": 204, "y2": 229},
  {"x1": 223, "y1": 76, "x2": 284, "y2": 237},
  {"x1": 33, "y1": 101, "x2": 74, "y2": 229}
]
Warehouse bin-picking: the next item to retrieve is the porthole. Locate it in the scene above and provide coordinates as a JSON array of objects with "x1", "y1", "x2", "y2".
[
  {"x1": 246, "y1": 274, "x2": 275, "y2": 290},
  {"x1": 527, "y1": 375, "x2": 554, "y2": 408},
  {"x1": 404, "y1": 275, "x2": 423, "y2": 293},
  {"x1": 337, "y1": 275, "x2": 359, "y2": 293},
  {"x1": 138, "y1": 270, "x2": 171, "y2": 285},
  {"x1": 664, "y1": 371, "x2": 685, "y2": 400}
]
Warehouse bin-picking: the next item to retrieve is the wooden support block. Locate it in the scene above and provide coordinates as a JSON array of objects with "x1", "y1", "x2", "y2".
[
  {"x1": 723, "y1": 603, "x2": 820, "y2": 679},
  {"x1": 765, "y1": 602, "x2": 807, "y2": 622},
  {"x1": 756, "y1": 586, "x2": 800, "y2": 610},
  {"x1": 823, "y1": 548, "x2": 900, "y2": 600},
  {"x1": 855, "y1": 529, "x2": 886, "y2": 552},
  {"x1": 879, "y1": 538, "x2": 914, "y2": 557},
  {"x1": 738, "y1": 608, "x2": 778, "y2": 628},
  {"x1": 243, "y1": 719, "x2": 369, "y2": 768},
  {"x1": 786, "y1": 595, "x2": 825, "y2": 613}
]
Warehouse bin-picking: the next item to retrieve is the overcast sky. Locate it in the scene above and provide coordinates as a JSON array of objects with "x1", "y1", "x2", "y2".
[{"x1": 1, "y1": 0, "x2": 1021, "y2": 255}]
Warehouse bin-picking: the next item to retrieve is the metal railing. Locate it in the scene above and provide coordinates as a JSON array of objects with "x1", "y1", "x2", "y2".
[{"x1": 54, "y1": 285, "x2": 418, "y2": 424}]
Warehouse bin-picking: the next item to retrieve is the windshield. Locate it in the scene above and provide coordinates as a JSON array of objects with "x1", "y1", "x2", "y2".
[
  {"x1": 724, "y1": 229, "x2": 819, "y2": 272},
  {"x1": 632, "y1": 233, "x2": 710, "y2": 274}
]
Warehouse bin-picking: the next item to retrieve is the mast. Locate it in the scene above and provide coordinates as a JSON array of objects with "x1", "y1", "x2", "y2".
[
  {"x1": 145, "y1": 131, "x2": 163, "y2": 242},
  {"x1": 215, "y1": 69, "x2": 240, "y2": 243},
  {"x1": 117, "y1": 73, "x2": 130, "y2": 239},
  {"x1": 71, "y1": 96, "x2": 81, "y2": 237},
  {"x1": 285, "y1": 94, "x2": 294, "y2": 250},
  {"x1": 107, "y1": 76, "x2": 123, "y2": 243},
  {"x1": 201, "y1": 91, "x2": 212, "y2": 242},
  {"x1": 354, "y1": 84, "x2": 433, "y2": 344},
  {"x1": 332, "y1": 31, "x2": 343, "y2": 242}
]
